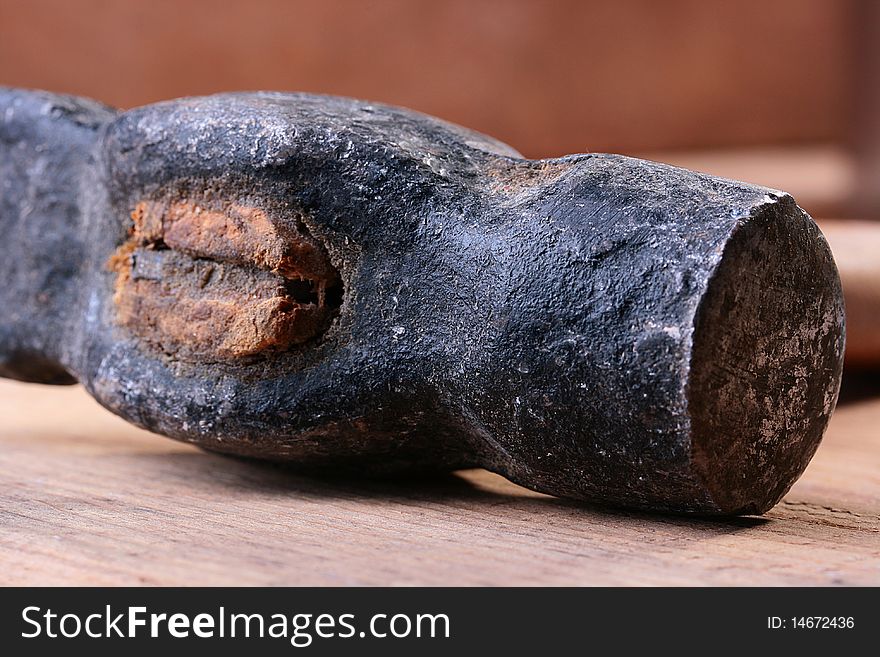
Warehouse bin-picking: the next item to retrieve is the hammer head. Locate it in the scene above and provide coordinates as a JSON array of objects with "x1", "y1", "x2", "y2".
[{"x1": 0, "y1": 88, "x2": 845, "y2": 514}]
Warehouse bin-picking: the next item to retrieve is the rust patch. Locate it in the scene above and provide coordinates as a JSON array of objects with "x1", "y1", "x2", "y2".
[{"x1": 109, "y1": 198, "x2": 342, "y2": 360}]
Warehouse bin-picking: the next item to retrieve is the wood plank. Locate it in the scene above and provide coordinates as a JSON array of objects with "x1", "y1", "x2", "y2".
[{"x1": 0, "y1": 379, "x2": 877, "y2": 585}]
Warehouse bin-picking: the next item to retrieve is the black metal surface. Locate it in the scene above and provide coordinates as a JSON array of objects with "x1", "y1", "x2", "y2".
[{"x1": 0, "y1": 88, "x2": 846, "y2": 513}]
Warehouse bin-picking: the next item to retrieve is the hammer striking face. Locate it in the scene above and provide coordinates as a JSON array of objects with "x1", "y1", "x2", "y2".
[{"x1": 0, "y1": 88, "x2": 845, "y2": 514}]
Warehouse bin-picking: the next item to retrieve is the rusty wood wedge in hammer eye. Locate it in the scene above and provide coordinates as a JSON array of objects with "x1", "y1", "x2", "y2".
[{"x1": 0, "y1": 88, "x2": 845, "y2": 515}]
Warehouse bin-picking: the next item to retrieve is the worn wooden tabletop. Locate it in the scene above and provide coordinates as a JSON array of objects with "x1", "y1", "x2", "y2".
[{"x1": 0, "y1": 377, "x2": 877, "y2": 586}]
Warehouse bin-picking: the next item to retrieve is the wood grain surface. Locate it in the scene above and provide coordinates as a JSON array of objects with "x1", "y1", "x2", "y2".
[{"x1": 0, "y1": 379, "x2": 877, "y2": 586}]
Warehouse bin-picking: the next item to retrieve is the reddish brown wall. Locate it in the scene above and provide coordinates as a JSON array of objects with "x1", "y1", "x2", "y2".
[{"x1": 0, "y1": 0, "x2": 854, "y2": 158}]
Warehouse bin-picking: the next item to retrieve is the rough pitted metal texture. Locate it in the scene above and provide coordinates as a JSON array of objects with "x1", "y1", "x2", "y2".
[{"x1": 0, "y1": 88, "x2": 845, "y2": 514}]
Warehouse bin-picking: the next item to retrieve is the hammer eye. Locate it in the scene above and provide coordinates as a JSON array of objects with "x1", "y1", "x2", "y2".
[{"x1": 108, "y1": 197, "x2": 342, "y2": 360}]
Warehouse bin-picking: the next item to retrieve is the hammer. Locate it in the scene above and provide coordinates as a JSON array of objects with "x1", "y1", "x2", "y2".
[{"x1": 0, "y1": 88, "x2": 845, "y2": 514}]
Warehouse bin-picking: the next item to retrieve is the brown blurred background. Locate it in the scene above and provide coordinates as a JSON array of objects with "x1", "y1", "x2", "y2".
[
  {"x1": 0, "y1": 0, "x2": 859, "y2": 157},
  {"x1": 1, "y1": 0, "x2": 878, "y2": 368}
]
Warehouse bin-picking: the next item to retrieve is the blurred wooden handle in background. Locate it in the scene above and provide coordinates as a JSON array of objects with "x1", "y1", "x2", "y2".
[{"x1": 818, "y1": 220, "x2": 880, "y2": 368}]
